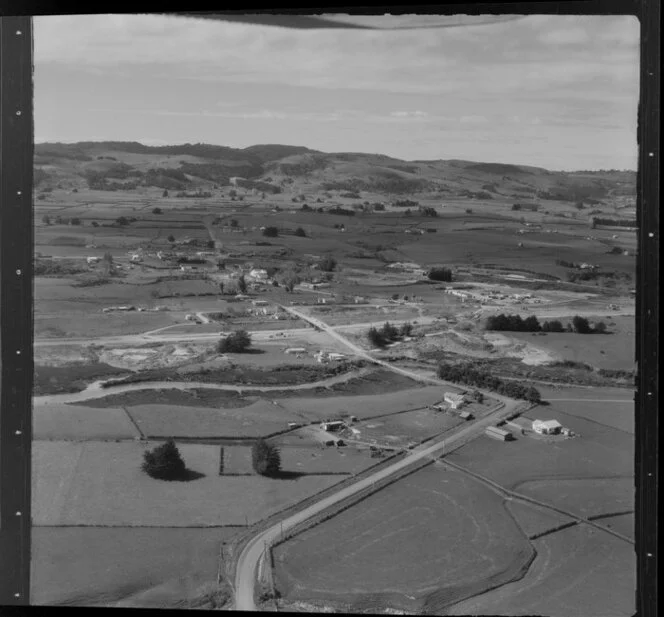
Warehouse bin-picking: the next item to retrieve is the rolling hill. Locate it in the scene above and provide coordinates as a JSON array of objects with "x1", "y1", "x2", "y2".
[{"x1": 34, "y1": 141, "x2": 635, "y2": 203}]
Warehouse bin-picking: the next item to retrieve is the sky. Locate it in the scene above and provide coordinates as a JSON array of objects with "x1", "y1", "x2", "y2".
[{"x1": 34, "y1": 13, "x2": 640, "y2": 170}]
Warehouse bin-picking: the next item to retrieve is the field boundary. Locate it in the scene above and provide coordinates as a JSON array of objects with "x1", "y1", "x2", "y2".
[{"x1": 440, "y1": 459, "x2": 634, "y2": 544}]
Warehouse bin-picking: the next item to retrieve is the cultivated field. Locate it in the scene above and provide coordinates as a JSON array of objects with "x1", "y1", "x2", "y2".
[
  {"x1": 274, "y1": 464, "x2": 533, "y2": 614},
  {"x1": 31, "y1": 526, "x2": 237, "y2": 607},
  {"x1": 446, "y1": 524, "x2": 636, "y2": 616},
  {"x1": 32, "y1": 441, "x2": 344, "y2": 526}
]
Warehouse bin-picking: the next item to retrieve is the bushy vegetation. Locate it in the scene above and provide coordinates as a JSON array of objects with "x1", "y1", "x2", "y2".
[
  {"x1": 485, "y1": 313, "x2": 605, "y2": 334},
  {"x1": 251, "y1": 438, "x2": 282, "y2": 477},
  {"x1": 217, "y1": 330, "x2": 252, "y2": 353},
  {"x1": 427, "y1": 267, "x2": 453, "y2": 282},
  {"x1": 437, "y1": 362, "x2": 541, "y2": 403},
  {"x1": 294, "y1": 227, "x2": 306, "y2": 237},
  {"x1": 393, "y1": 199, "x2": 419, "y2": 208},
  {"x1": 262, "y1": 226, "x2": 279, "y2": 237},
  {"x1": 142, "y1": 439, "x2": 187, "y2": 480},
  {"x1": 319, "y1": 256, "x2": 337, "y2": 272},
  {"x1": 591, "y1": 217, "x2": 637, "y2": 228},
  {"x1": 327, "y1": 206, "x2": 356, "y2": 216},
  {"x1": 367, "y1": 321, "x2": 413, "y2": 347},
  {"x1": 34, "y1": 258, "x2": 86, "y2": 276}
]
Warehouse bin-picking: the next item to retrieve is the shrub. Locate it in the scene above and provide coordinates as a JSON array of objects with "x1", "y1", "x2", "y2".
[
  {"x1": 428, "y1": 267, "x2": 453, "y2": 282},
  {"x1": 152, "y1": 207, "x2": 163, "y2": 214},
  {"x1": 319, "y1": 256, "x2": 337, "y2": 272},
  {"x1": 217, "y1": 329, "x2": 251, "y2": 353},
  {"x1": 167, "y1": 234, "x2": 175, "y2": 242},
  {"x1": 572, "y1": 315, "x2": 592, "y2": 334},
  {"x1": 367, "y1": 327, "x2": 387, "y2": 348},
  {"x1": 262, "y1": 226, "x2": 279, "y2": 237},
  {"x1": 294, "y1": 227, "x2": 306, "y2": 237},
  {"x1": 252, "y1": 439, "x2": 281, "y2": 476},
  {"x1": 142, "y1": 439, "x2": 187, "y2": 480}
]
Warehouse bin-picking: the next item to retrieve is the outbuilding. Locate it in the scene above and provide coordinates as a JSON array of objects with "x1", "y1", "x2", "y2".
[
  {"x1": 444, "y1": 392, "x2": 467, "y2": 409},
  {"x1": 532, "y1": 419, "x2": 563, "y2": 435},
  {"x1": 485, "y1": 426, "x2": 513, "y2": 441},
  {"x1": 320, "y1": 421, "x2": 346, "y2": 432}
]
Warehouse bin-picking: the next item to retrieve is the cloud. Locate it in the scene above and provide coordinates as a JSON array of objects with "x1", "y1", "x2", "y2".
[{"x1": 390, "y1": 110, "x2": 428, "y2": 118}]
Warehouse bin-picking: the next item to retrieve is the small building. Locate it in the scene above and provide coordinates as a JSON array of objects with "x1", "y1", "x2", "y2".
[
  {"x1": 252, "y1": 299, "x2": 268, "y2": 307},
  {"x1": 532, "y1": 419, "x2": 563, "y2": 435},
  {"x1": 86, "y1": 256, "x2": 100, "y2": 265},
  {"x1": 327, "y1": 353, "x2": 346, "y2": 361},
  {"x1": 320, "y1": 420, "x2": 346, "y2": 432},
  {"x1": 285, "y1": 347, "x2": 306, "y2": 355},
  {"x1": 287, "y1": 422, "x2": 301, "y2": 429},
  {"x1": 459, "y1": 411, "x2": 473, "y2": 421},
  {"x1": 444, "y1": 392, "x2": 467, "y2": 410},
  {"x1": 249, "y1": 268, "x2": 268, "y2": 281},
  {"x1": 185, "y1": 314, "x2": 196, "y2": 321},
  {"x1": 485, "y1": 426, "x2": 513, "y2": 441}
]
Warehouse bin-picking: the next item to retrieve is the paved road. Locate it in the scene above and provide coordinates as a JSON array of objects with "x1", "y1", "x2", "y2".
[{"x1": 233, "y1": 398, "x2": 517, "y2": 611}]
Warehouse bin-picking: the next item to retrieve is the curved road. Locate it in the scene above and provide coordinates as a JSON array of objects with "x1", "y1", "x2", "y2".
[{"x1": 233, "y1": 306, "x2": 521, "y2": 610}]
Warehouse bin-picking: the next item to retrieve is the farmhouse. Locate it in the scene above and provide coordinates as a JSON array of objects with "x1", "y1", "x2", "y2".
[
  {"x1": 86, "y1": 256, "x2": 100, "y2": 265},
  {"x1": 320, "y1": 421, "x2": 346, "y2": 432},
  {"x1": 485, "y1": 426, "x2": 513, "y2": 441},
  {"x1": 249, "y1": 268, "x2": 269, "y2": 281},
  {"x1": 444, "y1": 392, "x2": 467, "y2": 409},
  {"x1": 532, "y1": 419, "x2": 563, "y2": 435}
]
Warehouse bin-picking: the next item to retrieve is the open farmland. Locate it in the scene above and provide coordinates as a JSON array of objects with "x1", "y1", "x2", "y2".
[
  {"x1": 446, "y1": 525, "x2": 636, "y2": 617},
  {"x1": 273, "y1": 464, "x2": 533, "y2": 614},
  {"x1": 31, "y1": 526, "x2": 238, "y2": 607},
  {"x1": 32, "y1": 441, "x2": 344, "y2": 526},
  {"x1": 278, "y1": 385, "x2": 459, "y2": 421},
  {"x1": 505, "y1": 316, "x2": 636, "y2": 371},
  {"x1": 124, "y1": 400, "x2": 304, "y2": 439},
  {"x1": 504, "y1": 500, "x2": 575, "y2": 539},
  {"x1": 33, "y1": 401, "x2": 140, "y2": 441}
]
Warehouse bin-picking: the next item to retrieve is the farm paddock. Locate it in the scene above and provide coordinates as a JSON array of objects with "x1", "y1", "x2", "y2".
[
  {"x1": 446, "y1": 524, "x2": 635, "y2": 616},
  {"x1": 31, "y1": 527, "x2": 238, "y2": 608},
  {"x1": 273, "y1": 464, "x2": 533, "y2": 614}
]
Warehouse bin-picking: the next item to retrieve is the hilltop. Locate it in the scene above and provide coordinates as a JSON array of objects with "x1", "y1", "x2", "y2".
[{"x1": 34, "y1": 141, "x2": 636, "y2": 204}]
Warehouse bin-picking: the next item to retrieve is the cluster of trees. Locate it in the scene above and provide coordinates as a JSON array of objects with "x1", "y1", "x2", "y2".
[
  {"x1": 262, "y1": 226, "x2": 279, "y2": 237},
  {"x1": 367, "y1": 321, "x2": 413, "y2": 347},
  {"x1": 318, "y1": 256, "x2": 337, "y2": 272},
  {"x1": 394, "y1": 199, "x2": 419, "y2": 208},
  {"x1": 555, "y1": 259, "x2": 579, "y2": 268},
  {"x1": 418, "y1": 206, "x2": 438, "y2": 217},
  {"x1": 590, "y1": 217, "x2": 637, "y2": 229},
  {"x1": 436, "y1": 362, "x2": 541, "y2": 403},
  {"x1": 251, "y1": 439, "x2": 281, "y2": 476},
  {"x1": 41, "y1": 215, "x2": 82, "y2": 226},
  {"x1": 327, "y1": 206, "x2": 356, "y2": 216},
  {"x1": 34, "y1": 258, "x2": 86, "y2": 276},
  {"x1": 115, "y1": 216, "x2": 137, "y2": 226},
  {"x1": 566, "y1": 270, "x2": 630, "y2": 284},
  {"x1": 142, "y1": 439, "x2": 187, "y2": 480},
  {"x1": 485, "y1": 313, "x2": 606, "y2": 334},
  {"x1": 486, "y1": 314, "x2": 564, "y2": 332},
  {"x1": 217, "y1": 329, "x2": 252, "y2": 353},
  {"x1": 427, "y1": 267, "x2": 453, "y2": 282},
  {"x1": 175, "y1": 190, "x2": 213, "y2": 198}
]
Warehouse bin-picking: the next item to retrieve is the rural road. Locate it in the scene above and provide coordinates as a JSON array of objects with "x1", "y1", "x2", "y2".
[
  {"x1": 233, "y1": 398, "x2": 518, "y2": 611},
  {"x1": 33, "y1": 316, "x2": 442, "y2": 348},
  {"x1": 232, "y1": 306, "x2": 521, "y2": 610}
]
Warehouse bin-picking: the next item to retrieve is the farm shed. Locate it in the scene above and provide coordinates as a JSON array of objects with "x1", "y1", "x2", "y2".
[
  {"x1": 459, "y1": 411, "x2": 473, "y2": 421},
  {"x1": 320, "y1": 421, "x2": 346, "y2": 432},
  {"x1": 532, "y1": 419, "x2": 563, "y2": 435},
  {"x1": 485, "y1": 426, "x2": 513, "y2": 441},
  {"x1": 285, "y1": 347, "x2": 306, "y2": 355}
]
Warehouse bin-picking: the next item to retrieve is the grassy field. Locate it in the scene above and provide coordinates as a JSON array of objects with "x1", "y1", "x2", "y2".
[
  {"x1": 514, "y1": 477, "x2": 634, "y2": 519},
  {"x1": 274, "y1": 464, "x2": 533, "y2": 614},
  {"x1": 34, "y1": 363, "x2": 129, "y2": 395},
  {"x1": 33, "y1": 402, "x2": 140, "y2": 441},
  {"x1": 278, "y1": 385, "x2": 457, "y2": 421},
  {"x1": 600, "y1": 512, "x2": 634, "y2": 541},
  {"x1": 355, "y1": 408, "x2": 464, "y2": 446},
  {"x1": 32, "y1": 440, "x2": 344, "y2": 526},
  {"x1": 448, "y1": 405, "x2": 633, "y2": 490},
  {"x1": 507, "y1": 320, "x2": 635, "y2": 371},
  {"x1": 31, "y1": 526, "x2": 238, "y2": 607},
  {"x1": 504, "y1": 500, "x2": 575, "y2": 538},
  {"x1": 538, "y1": 386, "x2": 634, "y2": 434},
  {"x1": 446, "y1": 524, "x2": 636, "y2": 616},
  {"x1": 124, "y1": 400, "x2": 303, "y2": 438}
]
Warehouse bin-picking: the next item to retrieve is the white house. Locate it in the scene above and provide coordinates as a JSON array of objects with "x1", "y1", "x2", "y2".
[
  {"x1": 532, "y1": 419, "x2": 563, "y2": 435},
  {"x1": 320, "y1": 421, "x2": 346, "y2": 432},
  {"x1": 249, "y1": 268, "x2": 268, "y2": 281},
  {"x1": 444, "y1": 392, "x2": 467, "y2": 409}
]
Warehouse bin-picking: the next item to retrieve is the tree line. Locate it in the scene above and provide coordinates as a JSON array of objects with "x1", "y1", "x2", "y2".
[
  {"x1": 485, "y1": 313, "x2": 606, "y2": 334},
  {"x1": 367, "y1": 321, "x2": 413, "y2": 347},
  {"x1": 436, "y1": 362, "x2": 541, "y2": 403}
]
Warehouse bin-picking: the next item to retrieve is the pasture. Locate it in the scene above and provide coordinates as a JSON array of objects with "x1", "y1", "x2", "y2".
[
  {"x1": 31, "y1": 526, "x2": 237, "y2": 607},
  {"x1": 33, "y1": 402, "x2": 140, "y2": 441},
  {"x1": 124, "y1": 400, "x2": 303, "y2": 439},
  {"x1": 274, "y1": 464, "x2": 533, "y2": 614},
  {"x1": 278, "y1": 386, "x2": 455, "y2": 421},
  {"x1": 504, "y1": 500, "x2": 574, "y2": 538},
  {"x1": 32, "y1": 440, "x2": 343, "y2": 526},
  {"x1": 446, "y1": 524, "x2": 636, "y2": 616}
]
